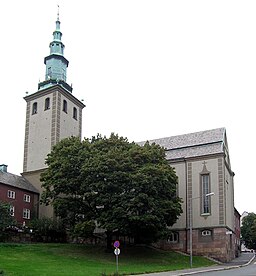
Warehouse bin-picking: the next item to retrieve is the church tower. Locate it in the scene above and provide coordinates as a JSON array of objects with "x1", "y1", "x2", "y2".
[{"x1": 22, "y1": 12, "x2": 85, "y2": 217}]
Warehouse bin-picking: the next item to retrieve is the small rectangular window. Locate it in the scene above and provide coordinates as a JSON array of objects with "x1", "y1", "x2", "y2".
[
  {"x1": 24, "y1": 194, "x2": 31, "y2": 203},
  {"x1": 73, "y1": 107, "x2": 77, "y2": 120},
  {"x1": 45, "y1": 98, "x2": 50, "y2": 110},
  {"x1": 167, "y1": 232, "x2": 179, "y2": 243},
  {"x1": 63, "y1": 100, "x2": 67, "y2": 113},
  {"x1": 23, "y1": 209, "x2": 30, "y2": 219},
  {"x1": 32, "y1": 102, "x2": 38, "y2": 115},
  {"x1": 8, "y1": 190, "x2": 15, "y2": 199}
]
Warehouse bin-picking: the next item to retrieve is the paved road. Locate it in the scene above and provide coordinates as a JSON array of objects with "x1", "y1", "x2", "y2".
[
  {"x1": 134, "y1": 252, "x2": 255, "y2": 276},
  {"x1": 204, "y1": 260, "x2": 256, "y2": 275}
]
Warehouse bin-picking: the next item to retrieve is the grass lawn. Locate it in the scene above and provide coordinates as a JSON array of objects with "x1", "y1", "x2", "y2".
[{"x1": 0, "y1": 243, "x2": 215, "y2": 276}]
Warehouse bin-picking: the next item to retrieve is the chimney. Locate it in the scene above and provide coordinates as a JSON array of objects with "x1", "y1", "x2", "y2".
[{"x1": 0, "y1": 164, "x2": 8, "y2": 173}]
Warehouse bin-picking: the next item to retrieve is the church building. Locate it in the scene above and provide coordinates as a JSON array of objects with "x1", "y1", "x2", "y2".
[{"x1": 0, "y1": 12, "x2": 239, "y2": 263}]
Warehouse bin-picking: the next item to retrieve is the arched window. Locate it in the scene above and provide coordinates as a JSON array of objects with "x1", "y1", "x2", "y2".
[
  {"x1": 32, "y1": 102, "x2": 37, "y2": 115},
  {"x1": 63, "y1": 100, "x2": 67, "y2": 113},
  {"x1": 73, "y1": 107, "x2": 77, "y2": 120},
  {"x1": 45, "y1": 97, "x2": 50, "y2": 110},
  {"x1": 167, "y1": 232, "x2": 179, "y2": 243},
  {"x1": 201, "y1": 229, "x2": 212, "y2": 236}
]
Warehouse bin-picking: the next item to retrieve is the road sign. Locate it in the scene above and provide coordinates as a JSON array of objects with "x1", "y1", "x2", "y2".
[
  {"x1": 114, "y1": 240, "x2": 120, "y2": 248},
  {"x1": 114, "y1": 248, "x2": 120, "y2": 255}
]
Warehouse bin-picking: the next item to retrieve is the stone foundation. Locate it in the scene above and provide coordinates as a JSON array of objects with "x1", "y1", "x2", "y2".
[{"x1": 155, "y1": 227, "x2": 236, "y2": 262}]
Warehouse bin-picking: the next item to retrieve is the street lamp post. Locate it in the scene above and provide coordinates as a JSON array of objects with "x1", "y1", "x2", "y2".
[{"x1": 189, "y1": 192, "x2": 214, "y2": 268}]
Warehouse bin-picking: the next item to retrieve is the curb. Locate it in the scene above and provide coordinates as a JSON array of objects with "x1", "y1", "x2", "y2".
[{"x1": 175, "y1": 255, "x2": 256, "y2": 276}]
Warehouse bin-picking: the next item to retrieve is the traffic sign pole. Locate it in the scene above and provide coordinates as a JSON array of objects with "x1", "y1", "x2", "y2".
[
  {"x1": 113, "y1": 241, "x2": 120, "y2": 274},
  {"x1": 116, "y1": 254, "x2": 118, "y2": 273}
]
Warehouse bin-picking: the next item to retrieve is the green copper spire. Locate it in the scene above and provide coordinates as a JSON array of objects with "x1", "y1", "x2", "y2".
[{"x1": 38, "y1": 6, "x2": 72, "y2": 92}]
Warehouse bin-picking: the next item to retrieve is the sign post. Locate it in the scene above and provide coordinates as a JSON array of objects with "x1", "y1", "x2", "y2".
[{"x1": 113, "y1": 241, "x2": 120, "y2": 274}]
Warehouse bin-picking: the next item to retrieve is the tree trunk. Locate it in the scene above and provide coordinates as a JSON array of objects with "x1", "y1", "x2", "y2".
[{"x1": 106, "y1": 230, "x2": 112, "y2": 252}]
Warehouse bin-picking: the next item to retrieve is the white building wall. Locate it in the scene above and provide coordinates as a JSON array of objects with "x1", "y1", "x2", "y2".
[
  {"x1": 225, "y1": 165, "x2": 235, "y2": 230},
  {"x1": 25, "y1": 95, "x2": 53, "y2": 171},
  {"x1": 170, "y1": 157, "x2": 223, "y2": 230},
  {"x1": 191, "y1": 158, "x2": 220, "y2": 228},
  {"x1": 171, "y1": 162, "x2": 187, "y2": 229},
  {"x1": 59, "y1": 93, "x2": 81, "y2": 138},
  {"x1": 23, "y1": 86, "x2": 84, "y2": 173}
]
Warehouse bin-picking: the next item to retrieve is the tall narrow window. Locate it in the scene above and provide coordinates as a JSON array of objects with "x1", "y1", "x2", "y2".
[
  {"x1": 62, "y1": 68, "x2": 66, "y2": 80},
  {"x1": 45, "y1": 97, "x2": 50, "y2": 110},
  {"x1": 73, "y1": 107, "x2": 77, "y2": 120},
  {"x1": 47, "y1": 67, "x2": 52, "y2": 79},
  {"x1": 201, "y1": 174, "x2": 210, "y2": 214},
  {"x1": 32, "y1": 102, "x2": 37, "y2": 115},
  {"x1": 63, "y1": 100, "x2": 67, "y2": 113}
]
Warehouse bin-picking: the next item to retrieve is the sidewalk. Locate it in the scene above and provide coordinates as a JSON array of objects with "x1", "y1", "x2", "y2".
[{"x1": 134, "y1": 252, "x2": 255, "y2": 276}]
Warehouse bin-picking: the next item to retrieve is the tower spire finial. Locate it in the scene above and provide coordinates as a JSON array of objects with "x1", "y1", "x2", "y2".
[
  {"x1": 38, "y1": 9, "x2": 72, "y2": 93},
  {"x1": 57, "y1": 4, "x2": 60, "y2": 21}
]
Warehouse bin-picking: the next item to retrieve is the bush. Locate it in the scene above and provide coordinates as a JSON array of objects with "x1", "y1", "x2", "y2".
[
  {"x1": 0, "y1": 201, "x2": 16, "y2": 242},
  {"x1": 72, "y1": 220, "x2": 95, "y2": 239},
  {"x1": 29, "y1": 217, "x2": 66, "y2": 242}
]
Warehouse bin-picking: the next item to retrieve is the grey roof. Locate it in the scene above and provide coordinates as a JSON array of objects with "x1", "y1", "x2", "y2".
[
  {"x1": 0, "y1": 171, "x2": 39, "y2": 193},
  {"x1": 138, "y1": 128, "x2": 226, "y2": 161}
]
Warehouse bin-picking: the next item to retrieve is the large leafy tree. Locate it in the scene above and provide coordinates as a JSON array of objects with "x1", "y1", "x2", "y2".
[
  {"x1": 41, "y1": 134, "x2": 182, "y2": 246},
  {"x1": 241, "y1": 212, "x2": 256, "y2": 250}
]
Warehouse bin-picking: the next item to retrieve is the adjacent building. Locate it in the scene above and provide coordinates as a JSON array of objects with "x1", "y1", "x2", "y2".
[{"x1": 0, "y1": 164, "x2": 39, "y2": 224}]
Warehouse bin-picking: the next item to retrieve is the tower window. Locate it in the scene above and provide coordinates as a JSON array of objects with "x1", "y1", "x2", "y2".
[
  {"x1": 32, "y1": 102, "x2": 37, "y2": 115},
  {"x1": 73, "y1": 107, "x2": 77, "y2": 120},
  {"x1": 47, "y1": 67, "x2": 52, "y2": 79},
  {"x1": 63, "y1": 100, "x2": 67, "y2": 113},
  {"x1": 45, "y1": 98, "x2": 50, "y2": 110}
]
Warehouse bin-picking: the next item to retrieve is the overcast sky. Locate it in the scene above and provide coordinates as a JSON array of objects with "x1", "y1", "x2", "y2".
[{"x1": 0, "y1": 1, "x2": 255, "y2": 214}]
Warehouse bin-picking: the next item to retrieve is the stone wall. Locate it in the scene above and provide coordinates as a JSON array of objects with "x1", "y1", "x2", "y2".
[{"x1": 154, "y1": 227, "x2": 235, "y2": 262}]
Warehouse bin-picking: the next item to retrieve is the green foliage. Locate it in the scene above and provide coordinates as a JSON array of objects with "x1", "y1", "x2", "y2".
[
  {"x1": 0, "y1": 201, "x2": 15, "y2": 241},
  {"x1": 72, "y1": 220, "x2": 96, "y2": 239},
  {"x1": 241, "y1": 212, "x2": 256, "y2": 250},
  {"x1": 29, "y1": 217, "x2": 66, "y2": 242},
  {"x1": 40, "y1": 134, "x2": 182, "y2": 244}
]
